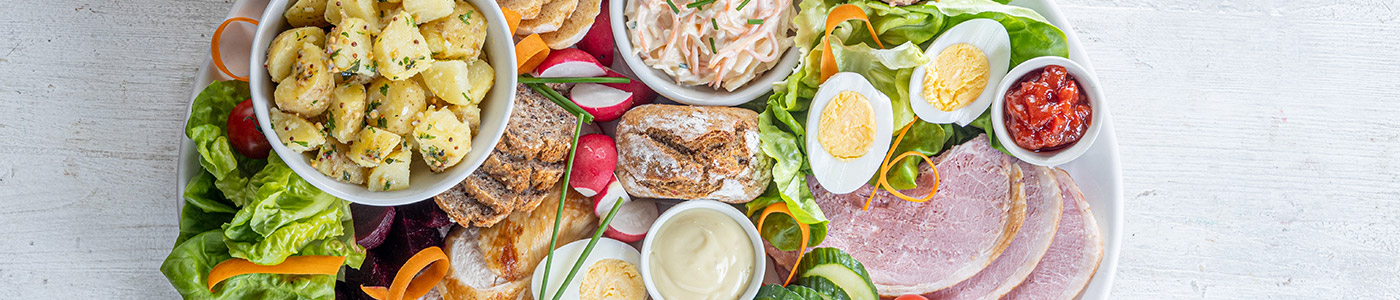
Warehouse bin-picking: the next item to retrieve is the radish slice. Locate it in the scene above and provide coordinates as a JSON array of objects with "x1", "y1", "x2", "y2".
[
  {"x1": 570, "y1": 83, "x2": 633, "y2": 122},
  {"x1": 533, "y1": 48, "x2": 607, "y2": 78},
  {"x1": 577, "y1": 0, "x2": 616, "y2": 65},
  {"x1": 603, "y1": 199, "x2": 659, "y2": 243},
  {"x1": 571, "y1": 134, "x2": 617, "y2": 197},
  {"x1": 593, "y1": 179, "x2": 631, "y2": 218},
  {"x1": 601, "y1": 70, "x2": 657, "y2": 105}
]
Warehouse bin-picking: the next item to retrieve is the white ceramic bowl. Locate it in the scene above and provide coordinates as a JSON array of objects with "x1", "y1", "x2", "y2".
[
  {"x1": 990, "y1": 56, "x2": 1103, "y2": 166},
  {"x1": 609, "y1": 0, "x2": 800, "y2": 106},
  {"x1": 248, "y1": 0, "x2": 517, "y2": 206},
  {"x1": 640, "y1": 200, "x2": 765, "y2": 300}
]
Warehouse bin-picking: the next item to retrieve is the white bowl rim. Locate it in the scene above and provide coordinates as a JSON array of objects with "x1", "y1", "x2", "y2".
[
  {"x1": 639, "y1": 199, "x2": 766, "y2": 300},
  {"x1": 609, "y1": 0, "x2": 801, "y2": 106},
  {"x1": 247, "y1": 0, "x2": 517, "y2": 206},
  {"x1": 990, "y1": 56, "x2": 1104, "y2": 167}
]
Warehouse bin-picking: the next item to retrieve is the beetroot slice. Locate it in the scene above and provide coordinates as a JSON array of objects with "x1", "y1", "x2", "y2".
[
  {"x1": 351, "y1": 204, "x2": 395, "y2": 250},
  {"x1": 398, "y1": 200, "x2": 453, "y2": 229}
]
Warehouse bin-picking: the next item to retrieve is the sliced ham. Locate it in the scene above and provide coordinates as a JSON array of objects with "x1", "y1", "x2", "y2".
[
  {"x1": 767, "y1": 135, "x2": 1026, "y2": 296},
  {"x1": 1004, "y1": 169, "x2": 1104, "y2": 300},
  {"x1": 925, "y1": 163, "x2": 1063, "y2": 300}
]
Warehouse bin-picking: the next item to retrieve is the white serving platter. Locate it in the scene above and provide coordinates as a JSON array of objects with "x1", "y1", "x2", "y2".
[{"x1": 176, "y1": 0, "x2": 1121, "y2": 298}]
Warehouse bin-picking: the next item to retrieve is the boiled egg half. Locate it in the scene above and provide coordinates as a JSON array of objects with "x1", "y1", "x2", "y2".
[
  {"x1": 531, "y1": 238, "x2": 645, "y2": 300},
  {"x1": 908, "y1": 19, "x2": 1011, "y2": 126},
  {"x1": 806, "y1": 72, "x2": 894, "y2": 195}
]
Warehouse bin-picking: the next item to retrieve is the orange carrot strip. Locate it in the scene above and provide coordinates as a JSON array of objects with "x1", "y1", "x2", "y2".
[
  {"x1": 863, "y1": 121, "x2": 941, "y2": 211},
  {"x1": 757, "y1": 202, "x2": 810, "y2": 286},
  {"x1": 516, "y1": 34, "x2": 551, "y2": 74},
  {"x1": 206, "y1": 255, "x2": 344, "y2": 292},
  {"x1": 820, "y1": 4, "x2": 883, "y2": 83},
  {"x1": 501, "y1": 8, "x2": 523, "y2": 35},
  {"x1": 360, "y1": 246, "x2": 450, "y2": 300},
  {"x1": 211, "y1": 17, "x2": 260, "y2": 82}
]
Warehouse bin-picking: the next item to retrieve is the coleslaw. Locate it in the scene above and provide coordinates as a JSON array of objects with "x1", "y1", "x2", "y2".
[{"x1": 625, "y1": 0, "x2": 794, "y2": 91}]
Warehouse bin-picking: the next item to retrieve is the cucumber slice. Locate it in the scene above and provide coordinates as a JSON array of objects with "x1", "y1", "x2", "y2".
[
  {"x1": 788, "y1": 285, "x2": 829, "y2": 300},
  {"x1": 756, "y1": 284, "x2": 805, "y2": 300},
  {"x1": 796, "y1": 248, "x2": 878, "y2": 300},
  {"x1": 797, "y1": 276, "x2": 852, "y2": 300}
]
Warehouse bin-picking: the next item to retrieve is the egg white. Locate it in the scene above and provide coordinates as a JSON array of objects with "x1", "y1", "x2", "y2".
[
  {"x1": 908, "y1": 19, "x2": 1012, "y2": 126},
  {"x1": 530, "y1": 238, "x2": 641, "y2": 300},
  {"x1": 806, "y1": 72, "x2": 895, "y2": 195}
]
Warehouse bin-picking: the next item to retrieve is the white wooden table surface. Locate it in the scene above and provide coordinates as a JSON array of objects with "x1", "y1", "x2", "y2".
[{"x1": 1, "y1": 0, "x2": 1397, "y2": 298}]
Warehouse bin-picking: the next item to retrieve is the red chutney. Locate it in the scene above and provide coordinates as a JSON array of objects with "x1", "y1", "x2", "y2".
[{"x1": 1003, "y1": 65, "x2": 1092, "y2": 152}]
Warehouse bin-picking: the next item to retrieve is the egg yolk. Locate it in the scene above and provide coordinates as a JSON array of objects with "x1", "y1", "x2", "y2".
[
  {"x1": 922, "y1": 43, "x2": 991, "y2": 112},
  {"x1": 818, "y1": 90, "x2": 876, "y2": 160}
]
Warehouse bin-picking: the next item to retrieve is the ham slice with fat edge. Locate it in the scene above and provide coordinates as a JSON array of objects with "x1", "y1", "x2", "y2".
[
  {"x1": 767, "y1": 135, "x2": 1026, "y2": 296},
  {"x1": 925, "y1": 163, "x2": 1063, "y2": 300},
  {"x1": 1003, "y1": 168, "x2": 1103, "y2": 300}
]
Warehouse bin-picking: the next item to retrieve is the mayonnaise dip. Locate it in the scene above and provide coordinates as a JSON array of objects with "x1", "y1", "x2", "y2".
[{"x1": 647, "y1": 208, "x2": 754, "y2": 300}]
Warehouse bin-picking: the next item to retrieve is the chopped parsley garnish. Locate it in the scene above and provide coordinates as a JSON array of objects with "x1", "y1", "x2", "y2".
[
  {"x1": 376, "y1": 117, "x2": 387, "y2": 128},
  {"x1": 292, "y1": 140, "x2": 310, "y2": 147},
  {"x1": 418, "y1": 133, "x2": 436, "y2": 140},
  {"x1": 460, "y1": 11, "x2": 473, "y2": 25},
  {"x1": 379, "y1": 84, "x2": 389, "y2": 96}
]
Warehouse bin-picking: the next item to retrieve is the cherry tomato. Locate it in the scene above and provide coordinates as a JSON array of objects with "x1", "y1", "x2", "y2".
[
  {"x1": 227, "y1": 99, "x2": 271, "y2": 159},
  {"x1": 894, "y1": 295, "x2": 929, "y2": 300}
]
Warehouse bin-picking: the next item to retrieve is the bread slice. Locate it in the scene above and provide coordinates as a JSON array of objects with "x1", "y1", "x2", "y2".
[
  {"x1": 496, "y1": 0, "x2": 546, "y2": 20},
  {"x1": 540, "y1": 0, "x2": 601, "y2": 49},
  {"x1": 516, "y1": 0, "x2": 580, "y2": 35}
]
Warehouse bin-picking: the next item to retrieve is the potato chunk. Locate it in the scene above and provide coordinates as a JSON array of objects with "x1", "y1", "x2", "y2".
[
  {"x1": 366, "y1": 78, "x2": 427, "y2": 135},
  {"x1": 403, "y1": 0, "x2": 454, "y2": 24},
  {"x1": 273, "y1": 43, "x2": 334, "y2": 116},
  {"x1": 420, "y1": 1, "x2": 487, "y2": 60},
  {"x1": 327, "y1": 83, "x2": 367, "y2": 143},
  {"x1": 373, "y1": 11, "x2": 434, "y2": 80},
  {"x1": 327, "y1": 0, "x2": 381, "y2": 33},
  {"x1": 464, "y1": 59, "x2": 494, "y2": 106},
  {"x1": 311, "y1": 140, "x2": 367, "y2": 184},
  {"x1": 367, "y1": 148, "x2": 412, "y2": 191},
  {"x1": 326, "y1": 17, "x2": 376, "y2": 84},
  {"x1": 266, "y1": 27, "x2": 325, "y2": 82},
  {"x1": 284, "y1": 0, "x2": 330, "y2": 27},
  {"x1": 447, "y1": 104, "x2": 480, "y2": 134},
  {"x1": 413, "y1": 107, "x2": 472, "y2": 172},
  {"x1": 347, "y1": 126, "x2": 402, "y2": 167},
  {"x1": 270, "y1": 108, "x2": 326, "y2": 153},
  {"x1": 417, "y1": 60, "x2": 473, "y2": 105}
]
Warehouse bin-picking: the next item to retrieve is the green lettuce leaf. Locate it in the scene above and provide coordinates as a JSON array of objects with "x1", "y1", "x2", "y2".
[
  {"x1": 161, "y1": 230, "x2": 337, "y2": 300},
  {"x1": 925, "y1": 0, "x2": 1068, "y2": 66},
  {"x1": 223, "y1": 153, "x2": 348, "y2": 266}
]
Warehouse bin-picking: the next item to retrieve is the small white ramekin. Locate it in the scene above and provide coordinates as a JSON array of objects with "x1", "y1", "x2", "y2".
[
  {"x1": 991, "y1": 56, "x2": 1105, "y2": 166},
  {"x1": 640, "y1": 199, "x2": 766, "y2": 300}
]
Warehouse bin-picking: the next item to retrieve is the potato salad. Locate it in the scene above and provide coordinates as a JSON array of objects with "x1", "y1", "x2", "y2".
[{"x1": 266, "y1": 0, "x2": 494, "y2": 191}]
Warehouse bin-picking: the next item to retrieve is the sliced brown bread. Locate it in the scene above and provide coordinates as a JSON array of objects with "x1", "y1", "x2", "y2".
[{"x1": 434, "y1": 84, "x2": 577, "y2": 228}]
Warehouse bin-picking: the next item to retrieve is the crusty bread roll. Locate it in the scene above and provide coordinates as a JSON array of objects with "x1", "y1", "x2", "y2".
[{"x1": 614, "y1": 104, "x2": 772, "y2": 203}]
